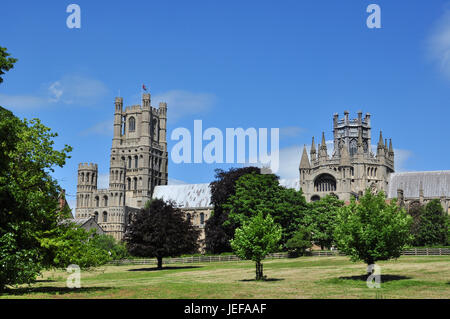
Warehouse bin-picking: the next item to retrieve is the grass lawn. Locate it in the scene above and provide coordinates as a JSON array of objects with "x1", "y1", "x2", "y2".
[{"x1": 1, "y1": 256, "x2": 449, "y2": 299}]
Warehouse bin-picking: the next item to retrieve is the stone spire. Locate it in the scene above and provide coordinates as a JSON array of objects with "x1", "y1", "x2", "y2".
[
  {"x1": 310, "y1": 136, "x2": 316, "y2": 161},
  {"x1": 299, "y1": 145, "x2": 311, "y2": 169},
  {"x1": 319, "y1": 132, "x2": 328, "y2": 159},
  {"x1": 384, "y1": 138, "x2": 388, "y2": 154},
  {"x1": 388, "y1": 139, "x2": 394, "y2": 157},
  {"x1": 377, "y1": 130, "x2": 384, "y2": 157}
]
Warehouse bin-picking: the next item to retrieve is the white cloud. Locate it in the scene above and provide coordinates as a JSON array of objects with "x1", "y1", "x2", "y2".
[
  {"x1": 80, "y1": 119, "x2": 113, "y2": 136},
  {"x1": 46, "y1": 75, "x2": 108, "y2": 105},
  {"x1": 152, "y1": 90, "x2": 216, "y2": 122},
  {"x1": 0, "y1": 75, "x2": 108, "y2": 110},
  {"x1": 428, "y1": 6, "x2": 450, "y2": 78}
]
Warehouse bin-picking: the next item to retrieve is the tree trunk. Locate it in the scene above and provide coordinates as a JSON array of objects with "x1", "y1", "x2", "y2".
[
  {"x1": 255, "y1": 261, "x2": 264, "y2": 280},
  {"x1": 157, "y1": 256, "x2": 163, "y2": 269}
]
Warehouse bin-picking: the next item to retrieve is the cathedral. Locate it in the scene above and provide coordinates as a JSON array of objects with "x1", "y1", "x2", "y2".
[
  {"x1": 75, "y1": 93, "x2": 168, "y2": 240},
  {"x1": 299, "y1": 111, "x2": 394, "y2": 202},
  {"x1": 74, "y1": 93, "x2": 449, "y2": 242}
]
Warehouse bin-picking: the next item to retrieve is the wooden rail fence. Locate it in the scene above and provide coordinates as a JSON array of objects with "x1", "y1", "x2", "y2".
[{"x1": 109, "y1": 248, "x2": 449, "y2": 265}]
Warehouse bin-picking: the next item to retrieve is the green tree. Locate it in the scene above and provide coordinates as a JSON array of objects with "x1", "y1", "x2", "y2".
[
  {"x1": 415, "y1": 199, "x2": 448, "y2": 246},
  {"x1": 124, "y1": 199, "x2": 200, "y2": 269},
  {"x1": 334, "y1": 190, "x2": 412, "y2": 274},
  {"x1": 39, "y1": 224, "x2": 110, "y2": 269},
  {"x1": 230, "y1": 212, "x2": 282, "y2": 280},
  {"x1": 309, "y1": 194, "x2": 344, "y2": 250},
  {"x1": 285, "y1": 226, "x2": 312, "y2": 257},
  {"x1": 0, "y1": 106, "x2": 73, "y2": 290},
  {"x1": 90, "y1": 233, "x2": 129, "y2": 260},
  {"x1": 0, "y1": 47, "x2": 17, "y2": 83},
  {"x1": 205, "y1": 167, "x2": 261, "y2": 254},
  {"x1": 225, "y1": 172, "x2": 308, "y2": 245}
]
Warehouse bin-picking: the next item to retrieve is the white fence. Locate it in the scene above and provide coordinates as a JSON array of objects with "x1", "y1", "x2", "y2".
[{"x1": 109, "y1": 248, "x2": 449, "y2": 265}]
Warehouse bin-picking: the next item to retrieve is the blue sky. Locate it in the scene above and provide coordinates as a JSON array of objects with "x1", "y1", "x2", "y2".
[{"x1": 1, "y1": 1, "x2": 449, "y2": 210}]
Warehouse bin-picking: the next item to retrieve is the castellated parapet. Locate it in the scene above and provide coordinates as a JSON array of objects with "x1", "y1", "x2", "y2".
[
  {"x1": 299, "y1": 111, "x2": 395, "y2": 202},
  {"x1": 75, "y1": 91, "x2": 168, "y2": 240}
]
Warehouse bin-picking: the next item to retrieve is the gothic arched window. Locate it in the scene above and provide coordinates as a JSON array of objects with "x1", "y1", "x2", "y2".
[
  {"x1": 349, "y1": 139, "x2": 357, "y2": 157},
  {"x1": 314, "y1": 173, "x2": 337, "y2": 192},
  {"x1": 129, "y1": 117, "x2": 136, "y2": 132},
  {"x1": 200, "y1": 213, "x2": 205, "y2": 225},
  {"x1": 103, "y1": 211, "x2": 108, "y2": 223}
]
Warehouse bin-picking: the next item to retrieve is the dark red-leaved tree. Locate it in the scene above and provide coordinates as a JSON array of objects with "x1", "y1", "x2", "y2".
[{"x1": 124, "y1": 199, "x2": 200, "y2": 269}]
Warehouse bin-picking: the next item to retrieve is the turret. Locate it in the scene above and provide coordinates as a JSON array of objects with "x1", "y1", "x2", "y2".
[
  {"x1": 113, "y1": 97, "x2": 123, "y2": 146},
  {"x1": 76, "y1": 163, "x2": 98, "y2": 213},
  {"x1": 158, "y1": 102, "x2": 167, "y2": 149},
  {"x1": 141, "y1": 93, "x2": 151, "y2": 143}
]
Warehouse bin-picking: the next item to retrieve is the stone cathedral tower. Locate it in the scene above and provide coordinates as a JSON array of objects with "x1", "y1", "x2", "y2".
[
  {"x1": 299, "y1": 111, "x2": 394, "y2": 202},
  {"x1": 75, "y1": 92, "x2": 168, "y2": 240}
]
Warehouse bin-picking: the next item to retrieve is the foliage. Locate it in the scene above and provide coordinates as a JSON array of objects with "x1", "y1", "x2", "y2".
[
  {"x1": 205, "y1": 167, "x2": 261, "y2": 254},
  {"x1": 124, "y1": 199, "x2": 200, "y2": 269},
  {"x1": 308, "y1": 194, "x2": 344, "y2": 250},
  {"x1": 0, "y1": 105, "x2": 72, "y2": 290},
  {"x1": 39, "y1": 224, "x2": 110, "y2": 269},
  {"x1": 414, "y1": 199, "x2": 448, "y2": 246},
  {"x1": 334, "y1": 190, "x2": 412, "y2": 268},
  {"x1": 90, "y1": 233, "x2": 129, "y2": 260},
  {"x1": 230, "y1": 212, "x2": 282, "y2": 280},
  {"x1": 225, "y1": 172, "x2": 309, "y2": 246},
  {"x1": 0, "y1": 47, "x2": 17, "y2": 83},
  {"x1": 285, "y1": 226, "x2": 312, "y2": 257}
]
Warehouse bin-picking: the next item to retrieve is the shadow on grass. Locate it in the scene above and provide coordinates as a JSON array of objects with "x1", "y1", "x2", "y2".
[
  {"x1": 35, "y1": 279, "x2": 56, "y2": 283},
  {"x1": 239, "y1": 278, "x2": 284, "y2": 282},
  {"x1": 128, "y1": 266, "x2": 201, "y2": 272},
  {"x1": 339, "y1": 274, "x2": 411, "y2": 283},
  {"x1": 0, "y1": 286, "x2": 111, "y2": 296}
]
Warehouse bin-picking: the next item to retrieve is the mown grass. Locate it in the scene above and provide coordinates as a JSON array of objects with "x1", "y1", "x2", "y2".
[{"x1": 1, "y1": 256, "x2": 449, "y2": 299}]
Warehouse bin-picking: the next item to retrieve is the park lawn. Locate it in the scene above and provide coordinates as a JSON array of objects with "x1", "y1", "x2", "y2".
[{"x1": 1, "y1": 256, "x2": 449, "y2": 299}]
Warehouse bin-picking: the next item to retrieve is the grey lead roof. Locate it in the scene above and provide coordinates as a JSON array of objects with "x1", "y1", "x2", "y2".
[
  {"x1": 152, "y1": 178, "x2": 301, "y2": 209},
  {"x1": 153, "y1": 184, "x2": 212, "y2": 208},
  {"x1": 388, "y1": 171, "x2": 450, "y2": 199}
]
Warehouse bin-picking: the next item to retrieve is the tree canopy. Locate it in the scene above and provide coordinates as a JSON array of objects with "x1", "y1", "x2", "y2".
[
  {"x1": 0, "y1": 47, "x2": 17, "y2": 83},
  {"x1": 124, "y1": 199, "x2": 200, "y2": 269},
  {"x1": 205, "y1": 167, "x2": 261, "y2": 254},
  {"x1": 308, "y1": 194, "x2": 344, "y2": 250},
  {"x1": 230, "y1": 212, "x2": 282, "y2": 280},
  {"x1": 334, "y1": 190, "x2": 412, "y2": 270},
  {"x1": 414, "y1": 199, "x2": 448, "y2": 246},
  {"x1": 0, "y1": 106, "x2": 73, "y2": 289},
  {"x1": 224, "y1": 172, "x2": 309, "y2": 245}
]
